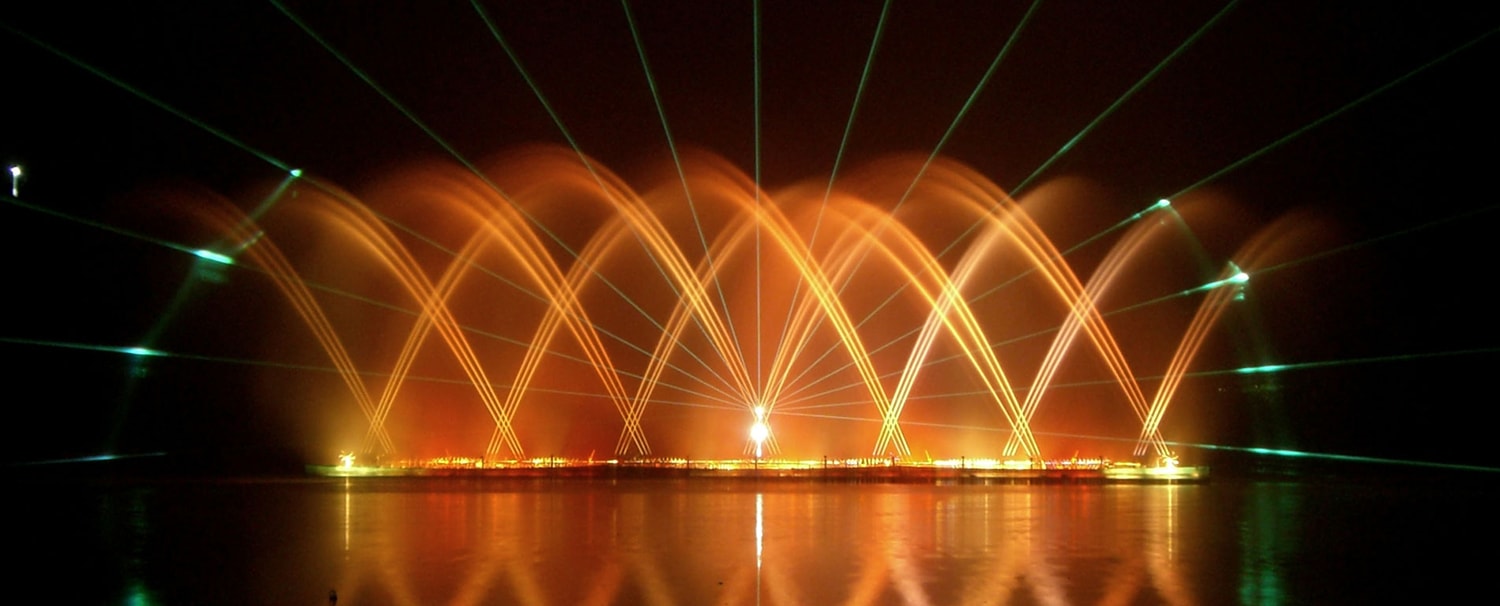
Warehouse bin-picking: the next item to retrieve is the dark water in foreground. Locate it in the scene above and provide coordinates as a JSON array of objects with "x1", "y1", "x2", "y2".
[{"x1": 14, "y1": 472, "x2": 1499, "y2": 605}]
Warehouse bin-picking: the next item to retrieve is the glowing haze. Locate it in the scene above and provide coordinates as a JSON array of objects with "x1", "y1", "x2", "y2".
[{"x1": 185, "y1": 145, "x2": 1261, "y2": 462}]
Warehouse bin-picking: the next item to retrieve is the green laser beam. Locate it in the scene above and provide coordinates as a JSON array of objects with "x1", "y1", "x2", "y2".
[
  {"x1": 0, "y1": 22, "x2": 293, "y2": 174},
  {"x1": 754, "y1": 0, "x2": 764, "y2": 399},
  {"x1": 1011, "y1": 0, "x2": 1240, "y2": 196},
  {"x1": 10, "y1": 15, "x2": 680, "y2": 403},
  {"x1": 893, "y1": 0, "x2": 1042, "y2": 211},
  {"x1": 467, "y1": 0, "x2": 702, "y2": 351},
  {"x1": 1256, "y1": 203, "x2": 1500, "y2": 277},
  {"x1": 784, "y1": 0, "x2": 1047, "y2": 379},
  {"x1": 0, "y1": 334, "x2": 754, "y2": 410},
  {"x1": 3, "y1": 184, "x2": 752, "y2": 407},
  {"x1": 620, "y1": 0, "x2": 751, "y2": 381},
  {"x1": 1191, "y1": 442, "x2": 1500, "y2": 474},
  {"x1": 1169, "y1": 26, "x2": 1500, "y2": 201},
  {"x1": 820, "y1": 0, "x2": 893, "y2": 209},
  {"x1": 268, "y1": 1, "x2": 762, "y2": 404}
]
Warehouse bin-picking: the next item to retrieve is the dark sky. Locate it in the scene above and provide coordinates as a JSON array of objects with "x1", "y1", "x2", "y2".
[{"x1": 2, "y1": 2, "x2": 1497, "y2": 470}]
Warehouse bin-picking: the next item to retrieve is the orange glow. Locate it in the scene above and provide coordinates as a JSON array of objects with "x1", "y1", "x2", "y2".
[{"x1": 196, "y1": 148, "x2": 1260, "y2": 462}]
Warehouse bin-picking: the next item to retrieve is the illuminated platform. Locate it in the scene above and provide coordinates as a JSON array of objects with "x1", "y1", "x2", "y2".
[{"x1": 307, "y1": 457, "x2": 1208, "y2": 484}]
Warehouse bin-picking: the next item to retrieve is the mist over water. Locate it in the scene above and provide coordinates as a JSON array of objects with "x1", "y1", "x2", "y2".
[
  {"x1": 21, "y1": 471, "x2": 1495, "y2": 605},
  {"x1": 166, "y1": 147, "x2": 1268, "y2": 465}
]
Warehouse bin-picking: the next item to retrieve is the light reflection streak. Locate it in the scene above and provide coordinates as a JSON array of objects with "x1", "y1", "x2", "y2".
[
  {"x1": 448, "y1": 494, "x2": 546, "y2": 606},
  {"x1": 756, "y1": 492, "x2": 763, "y2": 606},
  {"x1": 949, "y1": 491, "x2": 1034, "y2": 605},
  {"x1": 343, "y1": 477, "x2": 350, "y2": 555},
  {"x1": 121, "y1": 489, "x2": 157, "y2": 606},
  {"x1": 883, "y1": 491, "x2": 932, "y2": 605},
  {"x1": 621, "y1": 492, "x2": 676, "y2": 606},
  {"x1": 1146, "y1": 485, "x2": 1194, "y2": 605},
  {"x1": 324, "y1": 482, "x2": 1208, "y2": 604},
  {"x1": 1239, "y1": 484, "x2": 1296, "y2": 605},
  {"x1": 1097, "y1": 486, "x2": 1195, "y2": 606},
  {"x1": 1022, "y1": 490, "x2": 1068, "y2": 606}
]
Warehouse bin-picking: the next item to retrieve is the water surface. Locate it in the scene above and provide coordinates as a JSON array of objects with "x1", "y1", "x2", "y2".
[{"x1": 17, "y1": 474, "x2": 1496, "y2": 604}]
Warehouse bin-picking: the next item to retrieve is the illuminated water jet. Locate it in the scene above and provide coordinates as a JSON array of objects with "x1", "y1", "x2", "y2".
[{"x1": 197, "y1": 147, "x2": 1250, "y2": 462}]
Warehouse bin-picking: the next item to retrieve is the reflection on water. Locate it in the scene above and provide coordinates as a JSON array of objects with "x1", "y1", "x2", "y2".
[
  {"x1": 1239, "y1": 482, "x2": 1298, "y2": 605},
  {"x1": 755, "y1": 492, "x2": 763, "y2": 605},
  {"x1": 18, "y1": 475, "x2": 1498, "y2": 604},
  {"x1": 323, "y1": 481, "x2": 1226, "y2": 604}
]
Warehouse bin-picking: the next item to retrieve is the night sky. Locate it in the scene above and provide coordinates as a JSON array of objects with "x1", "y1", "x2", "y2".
[{"x1": 2, "y1": 2, "x2": 1497, "y2": 471}]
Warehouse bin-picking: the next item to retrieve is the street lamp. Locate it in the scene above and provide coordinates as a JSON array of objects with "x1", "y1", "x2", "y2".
[{"x1": 8, "y1": 165, "x2": 20, "y2": 198}]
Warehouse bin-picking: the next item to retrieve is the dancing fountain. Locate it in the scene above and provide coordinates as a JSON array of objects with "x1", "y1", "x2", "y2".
[{"x1": 193, "y1": 146, "x2": 1239, "y2": 481}]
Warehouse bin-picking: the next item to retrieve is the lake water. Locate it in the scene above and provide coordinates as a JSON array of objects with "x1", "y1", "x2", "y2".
[{"x1": 17, "y1": 472, "x2": 1497, "y2": 605}]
